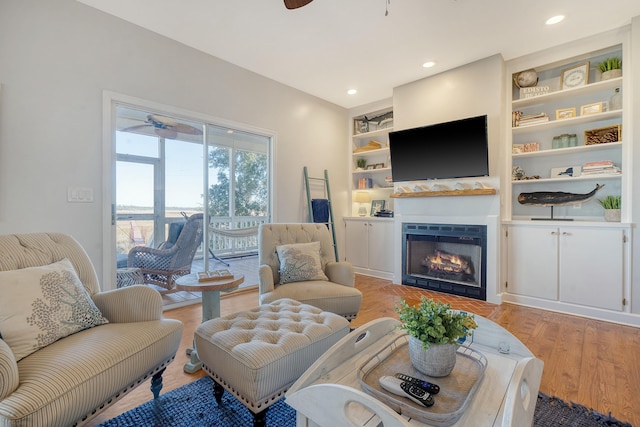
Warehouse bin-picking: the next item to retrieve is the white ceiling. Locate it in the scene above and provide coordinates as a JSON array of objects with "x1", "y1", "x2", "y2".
[{"x1": 77, "y1": 0, "x2": 640, "y2": 109}]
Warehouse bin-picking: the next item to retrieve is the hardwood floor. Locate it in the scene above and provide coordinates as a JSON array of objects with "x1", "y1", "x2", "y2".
[{"x1": 90, "y1": 275, "x2": 640, "y2": 426}]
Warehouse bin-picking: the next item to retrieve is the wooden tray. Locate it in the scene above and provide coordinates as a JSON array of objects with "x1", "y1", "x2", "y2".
[
  {"x1": 357, "y1": 334, "x2": 487, "y2": 427},
  {"x1": 197, "y1": 269, "x2": 233, "y2": 282}
]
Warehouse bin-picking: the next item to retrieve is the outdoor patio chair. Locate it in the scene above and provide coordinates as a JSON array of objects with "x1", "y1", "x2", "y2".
[{"x1": 128, "y1": 213, "x2": 203, "y2": 293}]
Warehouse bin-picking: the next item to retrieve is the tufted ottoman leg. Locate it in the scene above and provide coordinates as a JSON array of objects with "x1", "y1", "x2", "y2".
[
  {"x1": 253, "y1": 408, "x2": 268, "y2": 427},
  {"x1": 195, "y1": 298, "x2": 350, "y2": 425},
  {"x1": 213, "y1": 380, "x2": 224, "y2": 403}
]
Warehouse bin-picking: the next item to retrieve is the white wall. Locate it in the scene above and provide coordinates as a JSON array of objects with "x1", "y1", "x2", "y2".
[
  {"x1": 631, "y1": 16, "x2": 640, "y2": 314},
  {"x1": 0, "y1": 0, "x2": 349, "y2": 283}
]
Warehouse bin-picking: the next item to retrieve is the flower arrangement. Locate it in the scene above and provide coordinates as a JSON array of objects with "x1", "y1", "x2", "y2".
[{"x1": 395, "y1": 296, "x2": 477, "y2": 349}]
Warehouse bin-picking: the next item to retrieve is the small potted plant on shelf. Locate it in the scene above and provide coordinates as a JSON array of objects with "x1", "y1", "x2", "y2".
[
  {"x1": 597, "y1": 56, "x2": 622, "y2": 80},
  {"x1": 395, "y1": 296, "x2": 477, "y2": 377},
  {"x1": 598, "y1": 195, "x2": 621, "y2": 222},
  {"x1": 356, "y1": 158, "x2": 367, "y2": 170}
]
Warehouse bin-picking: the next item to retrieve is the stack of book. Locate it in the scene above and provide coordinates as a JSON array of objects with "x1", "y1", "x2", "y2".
[
  {"x1": 358, "y1": 177, "x2": 373, "y2": 189},
  {"x1": 582, "y1": 160, "x2": 621, "y2": 175},
  {"x1": 512, "y1": 111, "x2": 550, "y2": 127}
]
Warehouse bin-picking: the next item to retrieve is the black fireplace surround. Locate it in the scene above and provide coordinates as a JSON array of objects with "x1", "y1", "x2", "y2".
[{"x1": 402, "y1": 223, "x2": 487, "y2": 301}]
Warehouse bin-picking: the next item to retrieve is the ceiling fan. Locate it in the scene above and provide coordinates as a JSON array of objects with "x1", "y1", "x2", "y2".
[
  {"x1": 284, "y1": 0, "x2": 313, "y2": 10},
  {"x1": 120, "y1": 114, "x2": 203, "y2": 139}
]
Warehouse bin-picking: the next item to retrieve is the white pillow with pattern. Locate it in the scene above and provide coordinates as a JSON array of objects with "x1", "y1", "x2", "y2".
[
  {"x1": 0, "y1": 258, "x2": 108, "y2": 361},
  {"x1": 276, "y1": 241, "x2": 329, "y2": 284}
]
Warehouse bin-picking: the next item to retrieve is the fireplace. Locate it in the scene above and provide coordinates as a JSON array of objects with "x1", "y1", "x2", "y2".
[{"x1": 402, "y1": 223, "x2": 487, "y2": 300}]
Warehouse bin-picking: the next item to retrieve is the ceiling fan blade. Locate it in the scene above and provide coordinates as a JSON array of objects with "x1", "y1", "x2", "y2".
[
  {"x1": 120, "y1": 124, "x2": 151, "y2": 133},
  {"x1": 172, "y1": 123, "x2": 203, "y2": 135},
  {"x1": 155, "y1": 128, "x2": 178, "y2": 139},
  {"x1": 284, "y1": 0, "x2": 313, "y2": 9}
]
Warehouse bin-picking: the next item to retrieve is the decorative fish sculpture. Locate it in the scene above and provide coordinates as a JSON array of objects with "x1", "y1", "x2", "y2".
[
  {"x1": 364, "y1": 111, "x2": 393, "y2": 125},
  {"x1": 518, "y1": 184, "x2": 604, "y2": 206}
]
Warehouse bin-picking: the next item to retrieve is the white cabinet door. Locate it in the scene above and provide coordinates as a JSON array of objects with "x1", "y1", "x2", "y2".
[
  {"x1": 559, "y1": 227, "x2": 624, "y2": 311},
  {"x1": 344, "y1": 219, "x2": 368, "y2": 269},
  {"x1": 507, "y1": 225, "x2": 558, "y2": 300},
  {"x1": 367, "y1": 220, "x2": 394, "y2": 273}
]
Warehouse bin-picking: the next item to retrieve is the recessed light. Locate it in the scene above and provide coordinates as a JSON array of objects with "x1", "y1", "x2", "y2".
[
  {"x1": 422, "y1": 61, "x2": 436, "y2": 68},
  {"x1": 546, "y1": 15, "x2": 565, "y2": 25},
  {"x1": 347, "y1": 89, "x2": 357, "y2": 95}
]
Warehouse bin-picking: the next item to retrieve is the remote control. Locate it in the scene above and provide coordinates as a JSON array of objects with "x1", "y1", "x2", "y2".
[
  {"x1": 394, "y1": 373, "x2": 440, "y2": 394},
  {"x1": 379, "y1": 376, "x2": 435, "y2": 407}
]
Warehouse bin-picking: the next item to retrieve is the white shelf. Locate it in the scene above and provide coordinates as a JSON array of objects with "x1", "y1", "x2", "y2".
[
  {"x1": 353, "y1": 167, "x2": 391, "y2": 175},
  {"x1": 512, "y1": 141, "x2": 622, "y2": 159},
  {"x1": 512, "y1": 174, "x2": 621, "y2": 185},
  {"x1": 352, "y1": 127, "x2": 393, "y2": 139},
  {"x1": 512, "y1": 77, "x2": 622, "y2": 108},
  {"x1": 352, "y1": 147, "x2": 389, "y2": 157},
  {"x1": 512, "y1": 110, "x2": 622, "y2": 134}
]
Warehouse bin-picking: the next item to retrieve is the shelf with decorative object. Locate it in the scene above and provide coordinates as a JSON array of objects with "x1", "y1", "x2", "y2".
[
  {"x1": 507, "y1": 40, "x2": 626, "y2": 223},
  {"x1": 350, "y1": 107, "x2": 394, "y2": 205},
  {"x1": 391, "y1": 188, "x2": 496, "y2": 198}
]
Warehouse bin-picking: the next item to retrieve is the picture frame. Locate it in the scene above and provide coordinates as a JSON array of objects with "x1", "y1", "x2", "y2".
[
  {"x1": 374, "y1": 163, "x2": 385, "y2": 169},
  {"x1": 560, "y1": 62, "x2": 589, "y2": 89},
  {"x1": 555, "y1": 107, "x2": 576, "y2": 120},
  {"x1": 550, "y1": 166, "x2": 581, "y2": 178},
  {"x1": 366, "y1": 165, "x2": 376, "y2": 170},
  {"x1": 370, "y1": 199, "x2": 385, "y2": 216},
  {"x1": 580, "y1": 102, "x2": 604, "y2": 116}
]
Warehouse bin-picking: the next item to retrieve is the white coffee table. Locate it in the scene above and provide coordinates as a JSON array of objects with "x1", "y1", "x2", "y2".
[
  {"x1": 175, "y1": 273, "x2": 244, "y2": 373},
  {"x1": 286, "y1": 316, "x2": 543, "y2": 427}
]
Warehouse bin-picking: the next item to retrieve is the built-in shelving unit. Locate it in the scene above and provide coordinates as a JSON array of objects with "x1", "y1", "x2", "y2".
[{"x1": 508, "y1": 43, "x2": 626, "y2": 222}]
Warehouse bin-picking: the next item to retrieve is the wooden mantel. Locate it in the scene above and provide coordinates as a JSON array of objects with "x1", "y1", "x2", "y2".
[{"x1": 390, "y1": 188, "x2": 497, "y2": 198}]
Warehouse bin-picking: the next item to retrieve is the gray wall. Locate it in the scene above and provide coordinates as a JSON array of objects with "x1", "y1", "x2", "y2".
[{"x1": 0, "y1": 0, "x2": 349, "y2": 283}]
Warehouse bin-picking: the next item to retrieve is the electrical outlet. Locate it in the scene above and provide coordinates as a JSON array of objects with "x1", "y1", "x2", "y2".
[{"x1": 67, "y1": 187, "x2": 94, "y2": 203}]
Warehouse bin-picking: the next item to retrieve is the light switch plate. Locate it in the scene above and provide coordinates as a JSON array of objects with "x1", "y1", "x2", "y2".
[{"x1": 67, "y1": 187, "x2": 94, "y2": 203}]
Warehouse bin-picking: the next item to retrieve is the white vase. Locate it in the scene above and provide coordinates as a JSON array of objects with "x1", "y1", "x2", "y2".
[
  {"x1": 604, "y1": 209, "x2": 621, "y2": 222},
  {"x1": 408, "y1": 336, "x2": 457, "y2": 377}
]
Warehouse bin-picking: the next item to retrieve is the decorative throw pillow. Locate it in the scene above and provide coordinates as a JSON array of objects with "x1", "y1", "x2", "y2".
[
  {"x1": 0, "y1": 258, "x2": 108, "y2": 361},
  {"x1": 276, "y1": 241, "x2": 328, "y2": 284}
]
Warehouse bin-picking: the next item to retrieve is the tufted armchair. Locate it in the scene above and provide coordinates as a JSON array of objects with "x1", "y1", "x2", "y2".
[
  {"x1": 0, "y1": 233, "x2": 182, "y2": 427},
  {"x1": 258, "y1": 223, "x2": 362, "y2": 320}
]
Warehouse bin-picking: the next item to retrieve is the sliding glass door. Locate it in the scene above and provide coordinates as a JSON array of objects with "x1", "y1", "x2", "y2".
[{"x1": 109, "y1": 101, "x2": 271, "y2": 286}]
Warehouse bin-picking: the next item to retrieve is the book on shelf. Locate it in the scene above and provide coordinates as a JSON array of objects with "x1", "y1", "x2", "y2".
[
  {"x1": 581, "y1": 160, "x2": 620, "y2": 175},
  {"x1": 357, "y1": 177, "x2": 373, "y2": 189},
  {"x1": 197, "y1": 269, "x2": 234, "y2": 282},
  {"x1": 512, "y1": 111, "x2": 550, "y2": 127}
]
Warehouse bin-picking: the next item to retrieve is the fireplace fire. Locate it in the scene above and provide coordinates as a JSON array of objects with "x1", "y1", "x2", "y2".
[
  {"x1": 422, "y1": 250, "x2": 474, "y2": 281},
  {"x1": 402, "y1": 223, "x2": 487, "y2": 300}
]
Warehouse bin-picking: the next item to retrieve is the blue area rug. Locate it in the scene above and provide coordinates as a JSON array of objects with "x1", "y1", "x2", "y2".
[{"x1": 98, "y1": 376, "x2": 634, "y2": 427}]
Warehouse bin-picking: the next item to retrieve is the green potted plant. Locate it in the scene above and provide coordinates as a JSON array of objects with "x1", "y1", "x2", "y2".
[
  {"x1": 598, "y1": 195, "x2": 621, "y2": 222},
  {"x1": 597, "y1": 56, "x2": 622, "y2": 80},
  {"x1": 356, "y1": 158, "x2": 367, "y2": 170},
  {"x1": 396, "y1": 297, "x2": 477, "y2": 377}
]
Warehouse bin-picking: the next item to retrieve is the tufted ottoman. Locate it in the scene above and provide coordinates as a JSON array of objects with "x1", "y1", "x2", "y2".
[{"x1": 194, "y1": 298, "x2": 350, "y2": 427}]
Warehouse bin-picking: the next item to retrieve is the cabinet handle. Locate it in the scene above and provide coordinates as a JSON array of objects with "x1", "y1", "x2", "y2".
[
  {"x1": 551, "y1": 231, "x2": 558, "y2": 235},
  {"x1": 562, "y1": 231, "x2": 571, "y2": 236}
]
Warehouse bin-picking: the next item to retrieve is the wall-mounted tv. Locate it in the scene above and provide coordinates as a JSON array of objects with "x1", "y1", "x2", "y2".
[{"x1": 389, "y1": 115, "x2": 489, "y2": 182}]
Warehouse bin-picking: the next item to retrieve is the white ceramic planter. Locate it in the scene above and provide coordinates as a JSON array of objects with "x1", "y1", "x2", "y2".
[
  {"x1": 604, "y1": 209, "x2": 621, "y2": 222},
  {"x1": 408, "y1": 336, "x2": 457, "y2": 377},
  {"x1": 602, "y1": 69, "x2": 622, "y2": 80}
]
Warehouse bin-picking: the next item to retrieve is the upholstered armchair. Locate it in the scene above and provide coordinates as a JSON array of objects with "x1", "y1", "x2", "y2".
[
  {"x1": 0, "y1": 233, "x2": 182, "y2": 427},
  {"x1": 258, "y1": 223, "x2": 362, "y2": 320},
  {"x1": 128, "y1": 212, "x2": 203, "y2": 292}
]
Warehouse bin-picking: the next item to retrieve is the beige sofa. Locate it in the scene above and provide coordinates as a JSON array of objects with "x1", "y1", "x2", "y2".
[
  {"x1": 258, "y1": 223, "x2": 362, "y2": 320},
  {"x1": 0, "y1": 233, "x2": 182, "y2": 427}
]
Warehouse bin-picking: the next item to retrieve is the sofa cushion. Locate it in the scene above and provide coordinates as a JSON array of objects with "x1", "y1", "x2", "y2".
[
  {"x1": 0, "y1": 259, "x2": 108, "y2": 361},
  {"x1": 276, "y1": 241, "x2": 328, "y2": 284}
]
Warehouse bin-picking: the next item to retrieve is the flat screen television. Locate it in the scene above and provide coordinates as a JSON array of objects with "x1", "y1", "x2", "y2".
[{"x1": 389, "y1": 115, "x2": 489, "y2": 182}]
